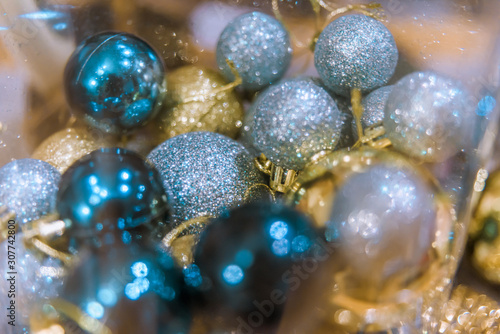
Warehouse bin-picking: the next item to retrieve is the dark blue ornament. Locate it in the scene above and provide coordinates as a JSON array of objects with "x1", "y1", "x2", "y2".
[
  {"x1": 56, "y1": 148, "x2": 168, "y2": 243},
  {"x1": 60, "y1": 242, "x2": 191, "y2": 334},
  {"x1": 187, "y1": 202, "x2": 319, "y2": 333},
  {"x1": 64, "y1": 32, "x2": 167, "y2": 134}
]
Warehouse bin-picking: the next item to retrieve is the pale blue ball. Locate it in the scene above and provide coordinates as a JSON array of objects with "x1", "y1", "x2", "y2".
[
  {"x1": 314, "y1": 14, "x2": 398, "y2": 97},
  {"x1": 216, "y1": 11, "x2": 292, "y2": 91}
]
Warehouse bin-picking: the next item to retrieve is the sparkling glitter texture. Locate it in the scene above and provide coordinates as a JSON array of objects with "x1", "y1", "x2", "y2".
[
  {"x1": 314, "y1": 14, "x2": 398, "y2": 97},
  {"x1": 351, "y1": 85, "x2": 393, "y2": 140},
  {"x1": 384, "y1": 71, "x2": 475, "y2": 162},
  {"x1": 0, "y1": 159, "x2": 60, "y2": 225},
  {"x1": 216, "y1": 11, "x2": 292, "y2": 91},
  {"x1": 243, "y1": 77, "x2": 344, "y2": 170},
  {"x1": 32, "y1": 127, "x2": 110, "y2": 173},
  {"x1": 147, "y1": 132, "x2": 266, "y2": 225},
  {"x1": 158, "y1": 65, "x2": 243, "y2": 141}
]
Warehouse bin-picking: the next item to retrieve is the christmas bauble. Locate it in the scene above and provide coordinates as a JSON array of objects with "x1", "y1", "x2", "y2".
[
  {"x1": 32, "y1": 127, "x2": 111, "y2": 173},
  {"x1": 314, "y1": 14, "x2": 398, "y2": 97},
  {"x1": 157, "y1": 65, "x2": 243, "y2": 141},
  {"x1": 64, "y1": 32, "x2": 167, "y2": 134},
  {"x1": 384, "y1": 71, "x2": 475, "y2": 162},
  {"x1": 56, "y1": 148, "x2": 168, "y2": 238},
  {"x1": 189, "y1": 202, "x2": 319, "y2": 333},
  {"x1": 243, "y1": 77, "x2": 344, "y2": 170},
  {"x1": 216, "y1": 11, "x2": 292, "y2": 91},
  {"x1": 147, "y1": 132, "x2": 266, "y2": 226},
  {"x1": 0, "y1": 159, "x2": 60, "y2": 225}
]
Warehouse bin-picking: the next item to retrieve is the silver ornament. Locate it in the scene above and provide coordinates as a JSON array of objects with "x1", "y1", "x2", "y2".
[
  {"x1": 0, "y1": 159, "x2": 61, "y2": 225},
  {"x1": 147, "y1": 132, "x2": 266, "y2": 225}
]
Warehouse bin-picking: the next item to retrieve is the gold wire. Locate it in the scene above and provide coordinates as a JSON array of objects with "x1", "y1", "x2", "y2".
[
  {"x1": 161, "y1": 216, "x2": 212, "y2": 250},
  {"x1": 30, "y1": 238, "x2": 73, "y2": 267},
  {"x1": 50, "y1": 298, "x2": 112, "y2": 334}
]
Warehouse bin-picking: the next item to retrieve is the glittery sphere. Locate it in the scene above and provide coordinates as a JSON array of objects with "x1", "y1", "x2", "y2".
[
  {"x1": 56, "y1": 148, "x2": 168, "y2": 234},
  {"x1": 216, "y1": 12, "x2": 292, "y2": 91},
  {"x1": 351, "y1": 85, "x2": 393, "y2": 140},
  {"x1": 64, "y1": 32, "x2": 167, "y2": 134},
  {"x1": 384, "y1": 71, "x2": 475, "y2": 162},
  {"x1": 147, "y1": 132, "x2": 266, "y2": 225},
  {"x1": 32, "y1": 127, "x2": 110, "y2": 173},
  {"x1": 189, "y1": 202, "x2": 318, "y2": 332},
  {"x1": 157, "y1": 65, "x2": 243, "y2": 140},
  {"x1": 61, "y1": 243, "x2": 190, "y2": 333},
  {"x1": 243, "y1": 77, "x2": 344, "y2": 170},
  {"x1": 0, "y1": 159, "x2": 60, "y2": 225},
  {"x1": 314, "y1": 14, "x2": 398, "y2": 97}
]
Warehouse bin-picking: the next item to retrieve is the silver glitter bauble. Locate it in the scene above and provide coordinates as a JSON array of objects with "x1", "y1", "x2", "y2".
[
  {"x1": 384, "y1": 71, "x2": 475, "y2": 162},
  {"x1": 147, "y1": 132, "x2": 266, "y2": 225},
  {"x1": 352, "y1": 85, "x2": 393, "y2": 140},
  {"x1": 0, "y1": 159, "x2": 61, "y2": 225},
  {"x1": 314, "y1": 14, "x2": 398, "y2": 97},
  {"x1": 243, "y1": 77, "x2": 344, "y2": 170}
]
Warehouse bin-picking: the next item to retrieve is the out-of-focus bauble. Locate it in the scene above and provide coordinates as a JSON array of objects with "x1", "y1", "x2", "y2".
[
  {"x1": 147, "y1": 132, "x2": 266, "y2": 226},
  {"x1": 157, "y1": 65, "x2": 243, "y2": 141},
  {"x1": 64, "y1": 32, "x2": 166, "y2": 134},
  {"x1": 243, "y1": 77, "x2": 344, "y2": 170},
  {"x1": 384, "y1": 71, "x2": 475, "y2": 162},
  {"x1": 314, "y1": 14, "x2": 398, "y2": 97},
  {"x1": 189, "y1": 202, "x2": 319, "y2": 333},
  {"x1": 32, "y1": 127, "x2": 110, "y2": 173},
  {"x1": 0, "y1": 159, "x2": 60, "y2": 225},
  {"x1": 216, "y1": 11, "x2": 292, "y2": 91},
  {"x1": 56, "y1": 148, "x2": 168, "y2": 240}
]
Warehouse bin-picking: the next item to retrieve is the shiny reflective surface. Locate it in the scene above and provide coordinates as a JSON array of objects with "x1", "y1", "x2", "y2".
[
  {"x1": 188, "y1": 202, "x2": 318, "y2": 333},
  {"x1": 56, "y1": 148, "x2": 168, "y2": 237},
  {"x1": 64, "y1": 32, "x2": 166, "y2": 134}
]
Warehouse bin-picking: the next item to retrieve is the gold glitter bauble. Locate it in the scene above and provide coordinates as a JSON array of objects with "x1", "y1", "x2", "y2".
[
  {"x1": 157, "y1": 65, "x2": 243, "y2": 141},
  {"x1": 32, "y1": 128, "x2": 111, "y2": 173}
]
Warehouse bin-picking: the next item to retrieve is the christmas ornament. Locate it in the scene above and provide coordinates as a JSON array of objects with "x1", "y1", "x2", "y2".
[
  {"x1": 384, "y1": 71, "x2": 475, "y2": 162},
  {"x1": 314, "y1": 14, "x2": 398, "y2": 97},
  {"x1": 351, "y1": 85, "x2": 393, "y2": 140},
  {"x1": 286, "y1": 148, "x2": 456, "y2": 332},
  {"x1": 216, "y1": 11, "x2": 292, "y2": 91},
  {"x1": 0, "y1": 159, "x2": 61, "y2": 225},
  {"x1": 147, "y1": 132, "x2": 266, "y2": 226},
  {"x1": 0, "y1": 235, "x2": 65, "y2": 333},
  {"x1": 56, "y1": 243, "x2": 190, "y2": 334},
  {"x1": 157, "y1": 65, "x2": 243, "y2": 141},
  {"x1": 32, "y1": 127, "x2": 110, "y2": 173},
  {"x1": 243, "y1": 77, "x2": 344, "y2": 171},
  {"x1": 189, "y1": 202, "x2": 319, "y2": 333},
  {"x1": 64, "y1": 32, "x2": 167, "y2": 134},
  {"x1": 56, "y1": 148, "x2": 168, "y2": 239}
]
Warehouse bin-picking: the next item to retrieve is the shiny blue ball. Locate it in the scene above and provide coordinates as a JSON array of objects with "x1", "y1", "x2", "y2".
[
  {"x1": 216, "y1": 12, "x2": 292, "y2": 91},
  {"x1": 187, "y1": 202, "x2": 319, "y2": 332},
  {"x1": 314, "y1": 14, "x2": 398, "y2": 97},
  {"x1": 56, "y1": 148, "x2": 168, "y2": 237},
  {"x1": 64, "y1": 32, "x2": 167, "y2": 134}
]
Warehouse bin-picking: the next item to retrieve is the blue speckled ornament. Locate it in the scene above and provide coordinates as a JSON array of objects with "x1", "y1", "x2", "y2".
[
  {"x1": 188, "y1": 202, "x2": 318, "y2": 332},
  {"x1": 56, "y1": 148, "x2": 168, "y2": 237},
  {"x1": 242, "y1": 77, "x2": 344, "y2": 170},
  {"x1": 216, "y1": 11, "x2": 292, "y2": 91},
  {"x1": 352, "y1": 85, "x2": 393, "y2": 140},
  {"x1": 64, "y1": 32, "x2": 167, "y2": 134},
  {"x1": 147, "y1": 132, "x2": 266, "y2": 226},
  {"x1": 61, "y1": 243, "x2": 190, "y2": 333},
  {"x1": 0, "y1": 159, "x2": 60, "y2": 225},
  {"x1": 384, "y1": 71, "x2": 475, "y2": 162},
  {"x1": 314, "y1": 14, "x2": 398, "y2": 97}
]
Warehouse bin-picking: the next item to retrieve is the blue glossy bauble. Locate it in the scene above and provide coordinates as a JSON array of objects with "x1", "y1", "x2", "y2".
[
  {"x1": 188, "y1": 202, "x2": 319, "y2": 333},
  {"x1": 61, "y1": 243, "x2": 190, "y2": 333},
  {"x1": 56, "y1": 148, "x2": 168, "y2": 240},
  {"x1": 314, "y1": 14, "x2": 398, "y2": 97},
  {"x1": 64, "y1": 32, "x2": 167, "y2": 134},
  {"x1": 216, "y1": 12, "x2": 292, "y2": 91}
]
